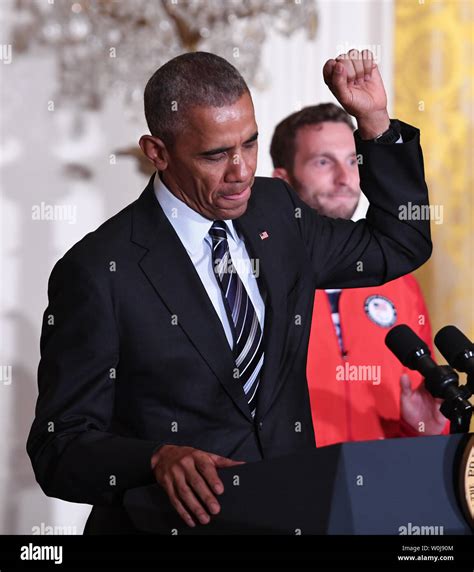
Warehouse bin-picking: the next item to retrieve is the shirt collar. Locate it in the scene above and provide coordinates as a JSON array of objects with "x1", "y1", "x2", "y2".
[
  {"x1": 351, "y1": 193, "x2": 369, "y2": 222},
  {"x1": 153, "y1": 172, "x2": 239, "y2": 254}
]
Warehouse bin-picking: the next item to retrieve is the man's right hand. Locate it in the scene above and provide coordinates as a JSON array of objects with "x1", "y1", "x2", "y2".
[{"x1": 150, "y1": 444, "x2": 245, "y2": 527}]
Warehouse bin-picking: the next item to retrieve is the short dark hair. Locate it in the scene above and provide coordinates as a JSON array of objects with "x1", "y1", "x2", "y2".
[
  {"x1": 270, "y1": 103, "x2": 355, "y2": 171},
  {"x1": 144, "y1": 51, "x2": 250, "y2": 146}
]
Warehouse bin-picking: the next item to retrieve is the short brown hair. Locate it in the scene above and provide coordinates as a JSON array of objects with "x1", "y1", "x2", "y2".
[{"x1": 270, "y1": 103, "x2": 354, "y2": 171}]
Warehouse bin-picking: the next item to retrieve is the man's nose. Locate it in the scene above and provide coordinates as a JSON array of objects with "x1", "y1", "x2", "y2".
[
  {"x1": 225, "y1": 153, "x2": 250, "y2": 182},
  {"x1": 334, "y1": 162, "x2": 352, "y2": 186}
]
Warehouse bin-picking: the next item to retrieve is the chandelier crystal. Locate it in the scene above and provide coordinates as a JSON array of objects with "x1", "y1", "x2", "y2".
[{"x1": 11, "y1": 0, "x2": 318, "y2": 110}]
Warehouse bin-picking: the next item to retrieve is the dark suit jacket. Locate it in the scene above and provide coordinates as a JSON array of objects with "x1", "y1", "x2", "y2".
[{"x1": 27, "y1": 121, "x2": 432, "y2": 533}]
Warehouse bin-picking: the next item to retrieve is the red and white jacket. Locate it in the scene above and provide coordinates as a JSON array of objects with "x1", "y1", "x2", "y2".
[{"x1": 306, "y1": 274, "x2": 449, "y2": 447}]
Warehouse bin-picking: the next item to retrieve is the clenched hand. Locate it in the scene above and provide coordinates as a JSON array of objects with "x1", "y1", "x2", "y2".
[{"x1": 323, "y1": 49, "x2": 390, "y2": 139}]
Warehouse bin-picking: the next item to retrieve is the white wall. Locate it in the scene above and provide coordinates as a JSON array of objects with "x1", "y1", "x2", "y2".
[
  {"x1": 0, "y1": 0, "x2": 393, "y2": 534},
  {"x1": 254, "y1": 0, "x2": 394, "y2": 177}
]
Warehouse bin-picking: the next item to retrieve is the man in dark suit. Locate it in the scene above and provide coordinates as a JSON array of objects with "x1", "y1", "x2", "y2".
[{"x1": 27, "y1": 50, "x2": 432, "y2": 533}]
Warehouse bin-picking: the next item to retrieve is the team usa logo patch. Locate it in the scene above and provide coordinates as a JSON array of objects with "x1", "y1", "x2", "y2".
[{"x1": 364, "y1": 295, "x2": 397, "y2": 328}]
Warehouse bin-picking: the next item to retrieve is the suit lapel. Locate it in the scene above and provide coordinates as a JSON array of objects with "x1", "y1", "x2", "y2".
[{"x1": 131, "y1": 176, "x2": 253, "y2": 422}]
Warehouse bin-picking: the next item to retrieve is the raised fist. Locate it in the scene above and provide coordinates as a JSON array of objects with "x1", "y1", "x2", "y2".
[{"x1": 323, "y1": 49, "x2": 390, "y2": 139}]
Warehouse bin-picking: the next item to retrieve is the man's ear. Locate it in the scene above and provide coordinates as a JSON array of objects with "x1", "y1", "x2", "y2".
[
  {"x1": 272, "y1": 167, "x2": 291, "y2": 184},
  {"x1": 139, "y1": 135, "x2": 169, "y2": 171}
]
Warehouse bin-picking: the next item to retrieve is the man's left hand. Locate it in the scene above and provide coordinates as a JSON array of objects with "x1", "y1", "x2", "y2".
[
  {"x1": 323, "y1": 49, "x2": 390, "y2": 139},
  {"x1": 400, "y1": 373, "x2": 448, "y2": 435}
]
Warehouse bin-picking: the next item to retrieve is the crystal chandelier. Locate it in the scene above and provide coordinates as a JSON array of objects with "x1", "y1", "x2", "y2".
[{"x1": 11, "y1": 0, "x2": 318, "y2": 110}]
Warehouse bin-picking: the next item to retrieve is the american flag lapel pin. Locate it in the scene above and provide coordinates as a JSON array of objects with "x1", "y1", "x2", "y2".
[{"x1": 259, "y1": 231, "x2": 269, "y2": 240}]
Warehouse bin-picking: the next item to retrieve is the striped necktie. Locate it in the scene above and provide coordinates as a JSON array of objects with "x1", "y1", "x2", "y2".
[{"x1": 208, "y1": 221, "x2": 264, "y2": 418}]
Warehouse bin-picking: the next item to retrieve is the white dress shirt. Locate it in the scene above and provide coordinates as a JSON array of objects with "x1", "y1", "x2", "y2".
[{"x1": 153, "y1": 173, "x2": 265, "y2": 348}]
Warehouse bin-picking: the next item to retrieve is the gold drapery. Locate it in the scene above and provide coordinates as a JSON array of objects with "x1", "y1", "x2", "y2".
[{"x1": 394, "y1": 0, "x2": 473, "y2": 346}]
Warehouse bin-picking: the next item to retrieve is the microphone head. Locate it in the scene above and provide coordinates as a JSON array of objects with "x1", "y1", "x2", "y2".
[
  {"x1": 434, "y1": 325, "x2": 474, "y2": 371},
  {"x1": 385, "y1": 324, "x2": 431, "y2": 369}
]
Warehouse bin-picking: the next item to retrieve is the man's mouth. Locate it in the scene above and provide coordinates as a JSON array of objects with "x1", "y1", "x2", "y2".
[
  {"x1": 329, "y1": 190, "x2": 357, "y2": 198},
  {"x1": 220, "y1": 186, "x2": 251, "y2": 201}
]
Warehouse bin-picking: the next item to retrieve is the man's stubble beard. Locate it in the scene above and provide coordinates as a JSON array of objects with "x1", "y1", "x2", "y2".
[{"x1": 290, "y1": 176, "x2": 359, "y2": 220}]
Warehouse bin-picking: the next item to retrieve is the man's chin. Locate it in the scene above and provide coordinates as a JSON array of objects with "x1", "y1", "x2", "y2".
[
  {"x1": 317, "y1": 200, "x2": 359, "y2": 220},
  {"x1": 216, "y1": 201, "x2": 250, "y2": 220}
]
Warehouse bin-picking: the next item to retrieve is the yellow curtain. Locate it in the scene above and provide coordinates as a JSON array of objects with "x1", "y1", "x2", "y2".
[
  {"x1": 394, "y1": 0, "x2": 474, "y2": 344},
  {"x1": 395, "y1": 0, "x2": 474, "y2": 429}
]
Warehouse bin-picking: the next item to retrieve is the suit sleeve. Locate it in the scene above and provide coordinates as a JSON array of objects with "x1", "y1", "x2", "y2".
[
  {"x1": 27, "y1": 256, "x2": 162, "y2": 506},
  {"x1": 281, "y1": 120, "x2": 432, "y2": 289}
]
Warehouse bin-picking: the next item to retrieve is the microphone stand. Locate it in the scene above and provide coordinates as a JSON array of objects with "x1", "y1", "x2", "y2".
[
  {"x1": 424, "y1": 366, "x2": 473, "y2": 434},
  {"x1": 449, "y1": 373, "x2": 474, "y2": 433}
]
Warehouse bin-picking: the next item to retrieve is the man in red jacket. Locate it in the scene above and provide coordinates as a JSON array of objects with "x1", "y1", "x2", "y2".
[{"x1": 270, "y1": 103, "x2": 448, "y2": 447}]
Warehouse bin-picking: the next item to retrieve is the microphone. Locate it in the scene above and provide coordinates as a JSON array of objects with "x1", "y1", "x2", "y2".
[
  {"x1": 385, "y1": 324, "x2": 472, "y2": 433},
  {"x1": 434, "y1": 325, "x2": 474, "y2": 381},
  {"x1": 385, "y1": 324, "x2": 459, "y2": 399}
]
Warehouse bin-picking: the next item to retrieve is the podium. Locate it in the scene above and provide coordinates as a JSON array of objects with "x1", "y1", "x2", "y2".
[{"x1": 123, "y1": 434, "x2": 473, "y2": 535}]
